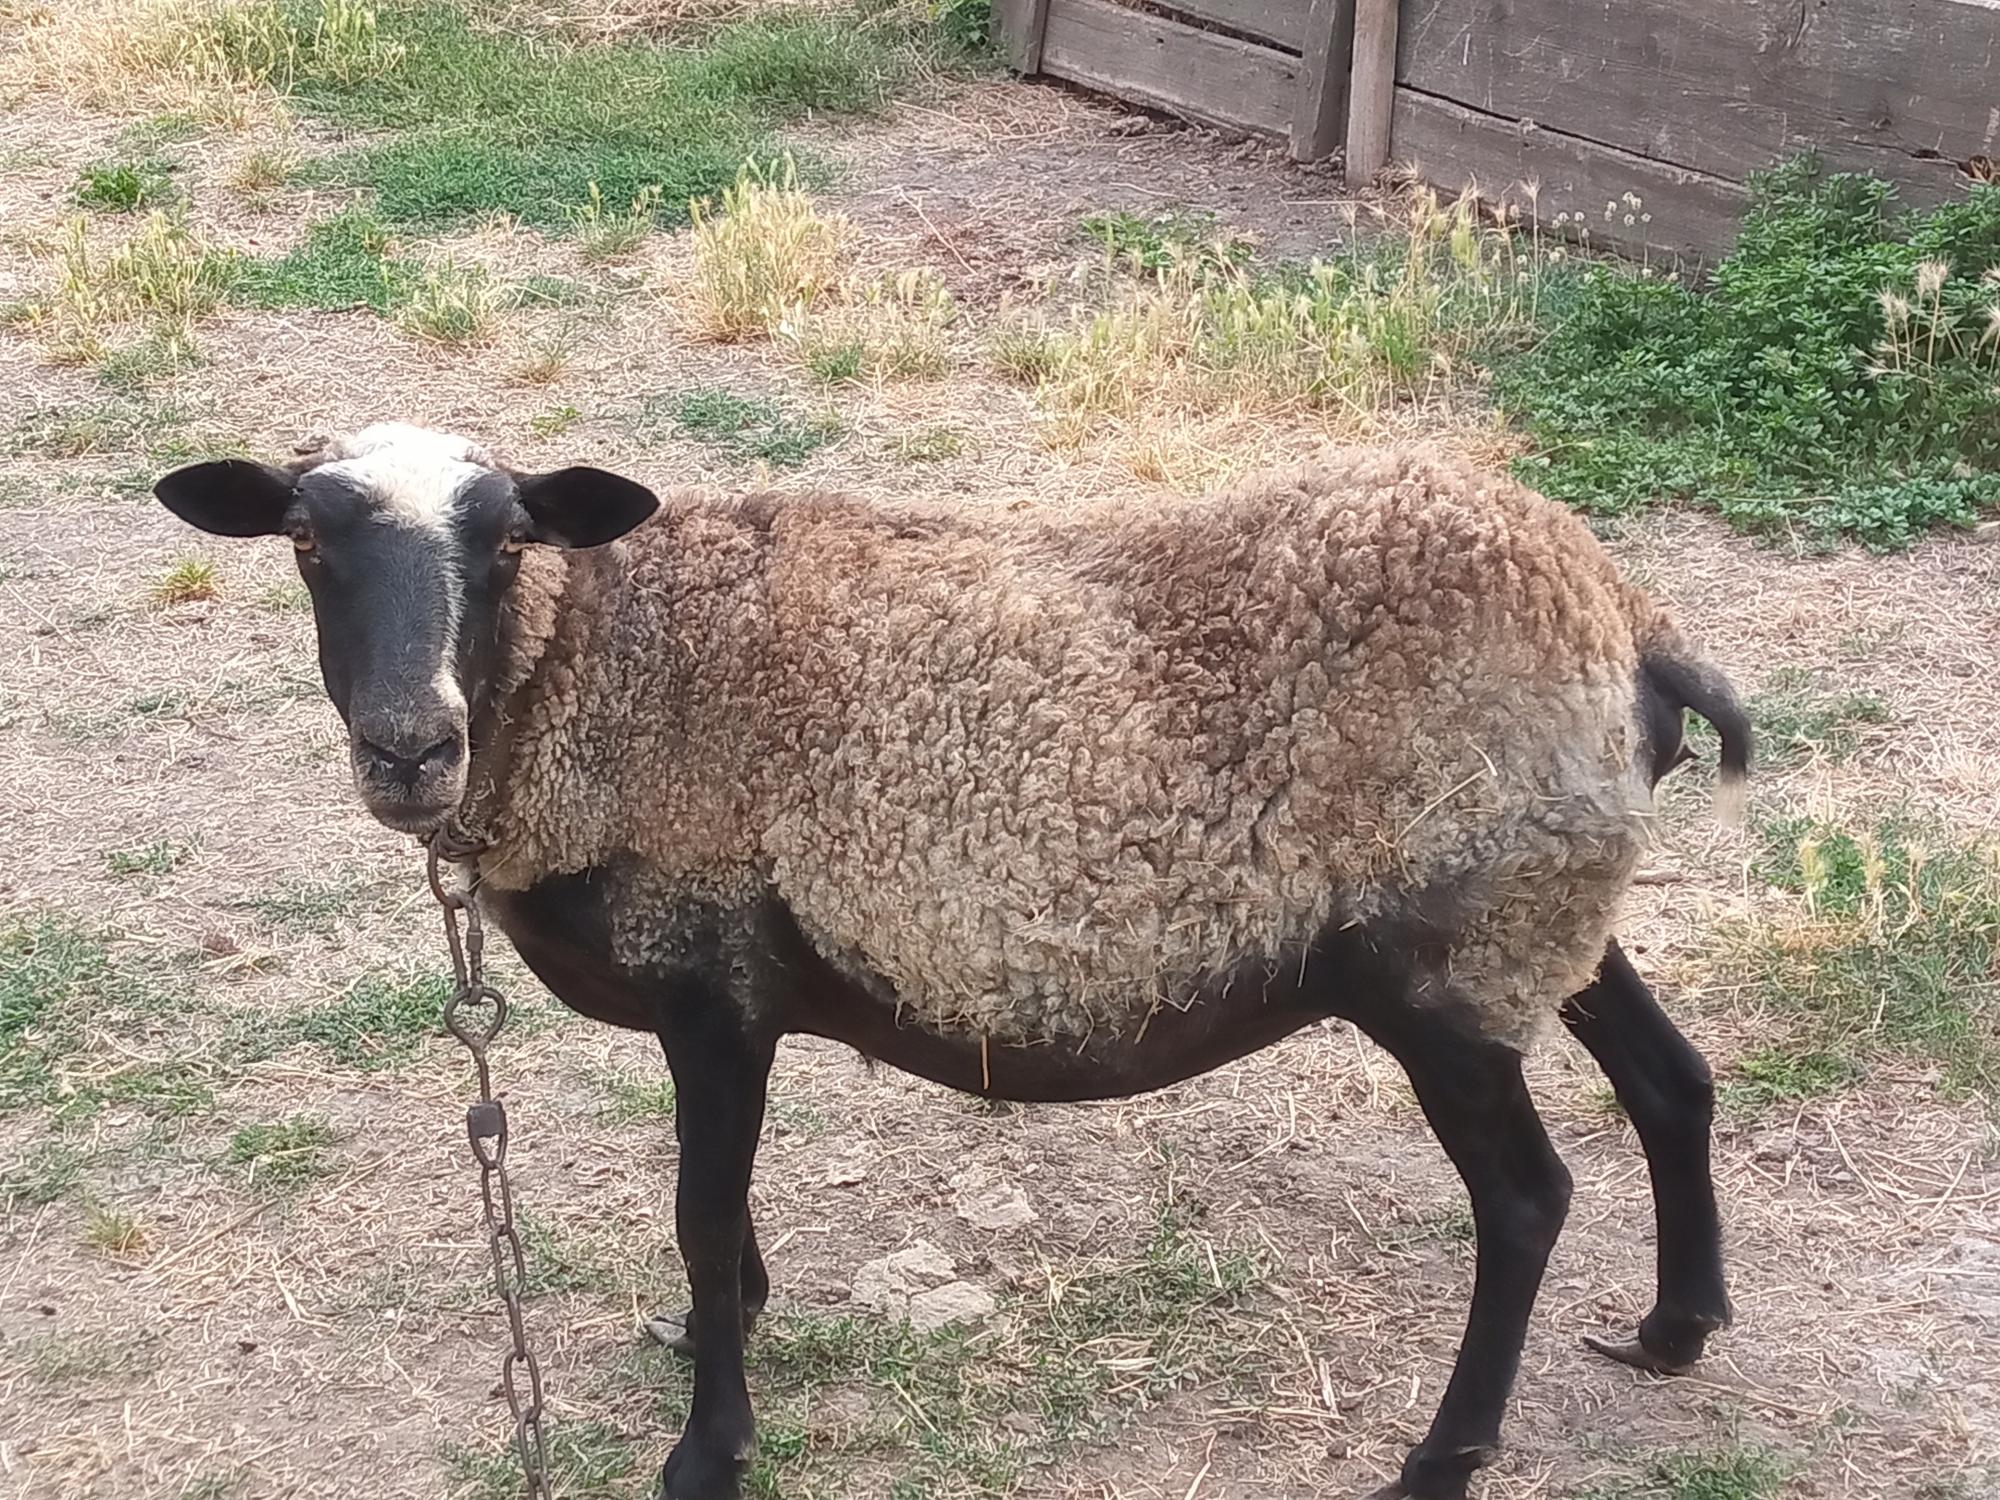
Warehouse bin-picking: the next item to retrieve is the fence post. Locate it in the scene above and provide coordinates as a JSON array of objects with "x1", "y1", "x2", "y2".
[
  {"x1": 1345, "y1": 0, "x2": 1400, "y2": 182},
  {"x1": 993, "y1": 0, "x2": 1053, "y2": 74},
  {"x1": 1290, "y1": 0, "x2": 1358, "y2": 162}
]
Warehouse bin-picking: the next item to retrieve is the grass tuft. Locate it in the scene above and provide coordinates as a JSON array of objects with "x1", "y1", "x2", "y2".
[
  {"x1": 227, "y1": 1115, "x2": 337, "y2": 1190},
  {"x1": 75, "y1": 157, "x2": 181, "y2": 212},
  {"x1": 648, "y1": 387, "x2": 840, "y2": 467},
  {"x1": 154, "y1": 555, "x2": 222, "y2": 604},
  {"x1": 285, "y1": 967, "x2": 452, "y2": 1070},
  {"x1": 688, "y1": 156, "x2": 851, "y2": 342}
]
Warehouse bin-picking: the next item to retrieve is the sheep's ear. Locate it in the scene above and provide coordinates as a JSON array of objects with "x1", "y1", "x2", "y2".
[
  {"x1": 154, "y1": 459, "x2": 298, "y2": 537},
  {"x1": 515, "y1": 465, "x2": 659, "y2": 549}
]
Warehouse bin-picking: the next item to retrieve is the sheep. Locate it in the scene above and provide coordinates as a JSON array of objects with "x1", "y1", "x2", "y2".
[{"x1": 154, "y1": 425, "x2": 1750, "y2": 1500}]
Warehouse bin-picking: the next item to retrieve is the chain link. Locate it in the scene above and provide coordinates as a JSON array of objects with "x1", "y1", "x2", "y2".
[{"x1": 428, "y1": 827, "x2": 553, "y2": 1500}]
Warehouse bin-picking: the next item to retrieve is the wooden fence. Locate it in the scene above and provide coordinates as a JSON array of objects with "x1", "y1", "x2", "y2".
[{"x1": 995, "y1": 0, "x2": 2000, "y2": 259}]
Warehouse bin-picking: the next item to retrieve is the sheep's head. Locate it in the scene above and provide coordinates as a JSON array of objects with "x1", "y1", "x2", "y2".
[{"x1": 153, "y1": 423, "x2": 657, "y2": 835}]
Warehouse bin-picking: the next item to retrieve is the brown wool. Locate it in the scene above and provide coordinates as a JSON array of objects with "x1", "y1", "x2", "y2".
[{"x1": 471, "y1": 445, "x2": 1711, "y2": 1050}]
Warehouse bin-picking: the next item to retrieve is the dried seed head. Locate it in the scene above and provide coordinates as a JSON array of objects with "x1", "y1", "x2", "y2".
[{"x1": 1915, "y1": 258, "x2": 1950, "y2": 297}]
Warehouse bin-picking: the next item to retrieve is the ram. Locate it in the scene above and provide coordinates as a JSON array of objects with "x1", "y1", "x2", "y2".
[{"x1": 156, "y1": 424, "x2": 1750, "y2": 1500}]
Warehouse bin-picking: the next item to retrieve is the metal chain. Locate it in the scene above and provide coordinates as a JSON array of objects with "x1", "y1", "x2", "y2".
[{"x1": 427, "y1": 827, "x2": 553, "y2": 1500}]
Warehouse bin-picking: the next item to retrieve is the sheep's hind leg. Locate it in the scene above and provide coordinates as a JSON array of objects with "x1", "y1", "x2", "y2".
[
  {"x1": 649, "y1": 1189, "x2": 769, "y2": 1357},
  {"x1": 1348, "y1": 1001, "x2": 1573, "y2": 1500},
  {"x1": 654, "y1": 1000, "x2": 775, "y2": 1500},
  {"x1": 1562, "y1": 939, "x2": 1732, "y2": 1375}
]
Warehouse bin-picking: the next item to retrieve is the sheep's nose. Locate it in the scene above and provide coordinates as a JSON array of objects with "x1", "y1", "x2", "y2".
[{"x1": 355, "y1": 731, "x2": 461, "y2": 784}]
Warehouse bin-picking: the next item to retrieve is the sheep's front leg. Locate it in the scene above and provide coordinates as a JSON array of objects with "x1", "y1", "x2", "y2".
[
  {"x1": 655, "y1": 998, "x2": 775, "y2": 1500},
  {"x1": 1352, "y1": 1003, "x2": 1572, "y2": 1500},
  {"x1": 1562, "y1": 940, "x2": 1732, "y2": 1373}
]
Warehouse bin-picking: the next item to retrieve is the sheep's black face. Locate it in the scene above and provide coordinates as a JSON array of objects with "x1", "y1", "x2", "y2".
[{"x1": 153, "y1": 425, "x2": 657, "y2": 837}]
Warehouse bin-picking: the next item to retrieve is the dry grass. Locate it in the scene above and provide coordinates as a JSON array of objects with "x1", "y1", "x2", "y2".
[
  {"x1": 18, "y1": 211, "x2": 235, "y2": 366},
  {"x1": 685, "y1": 155, "x2": 854, "y2": 341}
]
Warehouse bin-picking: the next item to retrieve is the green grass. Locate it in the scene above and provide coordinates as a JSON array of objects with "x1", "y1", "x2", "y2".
[
  {"x1": 442, "y1": 1419, "x2": 639, "y2": 1500},
  {"x1": 1080, "y1": 207, "x2": 1254, "y2": 274},
  {"x1": 0, "y1": 1143, "x2": 88, "y2": 1208},
  {"x1": 1744, "y1": 812, "x2": 2000, "y2": 1100},
  {"x1": 238, "y1": 2, "x2": 964, "y2": 232},
  {"x1": 234, "y1": 877, "x2": 372, "y2": 934},
  {"x1": 620, "y1": 1194, "x2": 1266, "y2": 1496},
  {"x1": 227, "y1": 1115, "x2": 338, "y2": 1190},
  {"x1": 6, "y1": 397, "x2": 220, "y2": 463},
  {"x1": 286, "y1": 967, "x2": 453, "y2": 1070},
  {"x1": 593, "y1": 1073, "x2": 677, "y2": 1124},
  {"x1": 106, "y1": 841, "x2": 193, "y2": 878},
  {"x1": 645, "y1": 387, "x2": 840, "y2": 467},
  {"x1": 1746, "y1": 667, "x2": 1892, "y2": 768},
  {"x1": 890, "y1": 424, "x2": 964, "y2": 462},
  {"x1": 1719, "y1": 1044, "x2": 1864, "y2": 1115},
  {"x1": 75, "y1": 157, "x2": 180, "y2": 212},
  {"x1": 1497, "y1": 159, "x2": 2000, "y2": 547},
  {"x1": 1591, "y1": 1443, "x2": 1789, "y2": 1500},
  {"x1": 0, "y1": 919, "x2": 110, "y2": 1108},
  {"x1": 233, "y1": 208, "x2": 409, "y2": 313}
]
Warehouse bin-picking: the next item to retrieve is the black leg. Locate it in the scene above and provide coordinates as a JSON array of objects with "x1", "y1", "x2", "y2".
[
  {"x1": 1562, "y1": 939, "x2": 1732, "y2": 1373},
  {"x1": 658, "y1": 1118, "x2": 770, "y2": 1360},
  {"x1": 1354, "y1": 1003, "x2": 1573, "y2": 1500},
  {"x1": 654, "y1": 999, "x2": 774, "y2": 1500}
]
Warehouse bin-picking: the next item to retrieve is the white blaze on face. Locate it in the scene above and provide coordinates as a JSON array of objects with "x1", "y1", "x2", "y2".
[{"x1": 316, "y1": 422, "x2": 494, "y2": 715}]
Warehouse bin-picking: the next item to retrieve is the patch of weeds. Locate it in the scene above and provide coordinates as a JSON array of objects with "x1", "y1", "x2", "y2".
[
  {"x1": 75, "y1": 157, "x2": 181, "y2": 212},
  {"x1": 0, "y1": 1143, "x2": 88, "y2": 1208},
  {"x1": 646, "y1": 388, "x2": 839, "y2": 467},
  {"x1": 510, "y1": 329, "x2": 575, "y2": 385},
  {"x1": 1719, "y1": 1045, "x2": 1863, "y2": 1115},
  {"x1": 396, "y1": 257, "x2": 510, "y2": 344},
  {"x1": 688, "y1": 156, "x2": 850, "y2": 341},
  {"x1": 1745, "y1": 813, "x2": 2000, "y2": 1098},
  {"x1": 890, "y1": 424, "x2": 965, "y2": 463},
  {"x1": 106, "y1": 840, "x2": 194, "y2": 878},
  {"x1": 784, "y1": 267, "x2": 959, "y2": 380},
  {"x1": 1498, "y1": 161, "x2": 2000, "y2": 547},
  {"x1": 19, "y1": 1331, "x2": 158, "y2": 1385},
  {"x1": 96, "y1": 336, "x2": 193, "y2": 392},
  {"x1": 154, "y1": 555, "x2": 221, "y2": 604},
  {"x1": 296, "y1": 4, "x2": 937, "y2": 232},
  {"x1": 0, "y1": 918, "x2": 109, "y2": 1109},
  {"x1": 7, "y1": 396, "x2": 205, "y2": 463},
  {"x1": 569, "y1": 181, "x2": 662, "y2": 263},
  {"x1": 1748, "y1": 667, "x2": 1891, "y2": 768},
  {"x1": 233, "y1": 208, "x2": 406, "y2": 312},
  {"x1": 226, "y1": 1115, "x2": 337, "y2": 1190},
  {"x1": 766, "y1": 1096, "x2": 827, "y2": 1139},
  {"x1": 31, "y1": 212, "x2": 238, "y2": 367},
  {"x1": 235, "y1": 876, "x2": 368, "y2": 935},
  {"x1": 118, "y1": 115, "x2": 205, "y2": 153},
  {"x1": 805, "y1": 339, "x2": 866, "y2": 382},
  {"x1": 286, "y1": 967, "x2": 452, "y2": 1070},
  {"x1": 519, "y1": 1213, "x2": 621, "y2": 1297},
  {"x1": 231, "y1": 135, "x2": 301, "y2": 192},
  {"x1": 442, "y1": 1418, "x2": 638, "y2": 1500},
  {"x1": 56, "y1": 1060, "x2": 215, "y2": 1123},
  {"x1": 593, "y1": 1073, "x2": 676, "y2": 1125},
  {"x1": 1028, "y1": 184, "x2": 1546, "y2": 422},
  {"x1": 1626, "y1": 1444, "x2": 1789, "y2": 1500},
  {"x1": 529, "y1": 404, "x2": 582, "y2": 440},
  {"x1": 1081, "y1": 207, "x2": 1254, "y2": 275},
  {"x1": 258, "y1": 580, "x2": 310, "y2": 612},
  {"x1": 82, "y1": 1199, "x2": 150, "y2": 1259},
  {"x1": 990, "y1": 323, "x2": 1060, "y2": 384}
]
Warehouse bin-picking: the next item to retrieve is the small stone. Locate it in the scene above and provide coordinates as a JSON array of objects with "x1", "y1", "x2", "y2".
[
  {"x1": 907, "y1": 1279, "x2": 994, "y2": 1332},
  {"x1": 951, "y1": 1165, "x2": 1035, "y2": 1231},
  {"x1": 851, "y1": 1241, "x2": 958, "y2": 1319}
]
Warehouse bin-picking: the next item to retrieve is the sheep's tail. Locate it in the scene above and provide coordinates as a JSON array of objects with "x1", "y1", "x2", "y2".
[
  {"x1": 1624, "y1": 588, "x2": 1750, "y2": 822},
  {"x1": 1641, "y1": 646, "x2": 1752, "y2": 824}
]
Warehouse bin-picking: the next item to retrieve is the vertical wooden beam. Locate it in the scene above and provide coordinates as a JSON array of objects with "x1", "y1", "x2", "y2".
[
  {"x1": 1289, "y1": 0, "x2": 1357, "y2": 162},
  {"x1": 1344, "y1": 0, "x2": 1401, "y2": 182},
  {"x1": 994, "y1": 0, "x2": 1053, "y2": 75}
]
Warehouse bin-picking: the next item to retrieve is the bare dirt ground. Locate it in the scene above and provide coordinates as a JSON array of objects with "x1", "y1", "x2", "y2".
[{"x1": 1, "y1": 31, "x2": 1997, "y2": 1500}]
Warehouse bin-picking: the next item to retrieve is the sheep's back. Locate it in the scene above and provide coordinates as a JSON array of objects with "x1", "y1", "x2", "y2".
[{"x1": 745, "y1": 448, "x2": 1648, "y2": 1047}]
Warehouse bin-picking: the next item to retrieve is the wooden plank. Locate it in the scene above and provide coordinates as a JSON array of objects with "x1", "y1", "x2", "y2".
[
  {"x1": 993, "y1": 0, "x2": 1053, "y2": 73},
  {"x1": 1344, "y1": 0, "x2": 1400, "y2": 180},
  {"x1": 1390, "y1": 90, "x2": 1750, "y2": 259},
  {"x1": 1141, "y1": 0, "x2": 1312, "y2": 53},
  {"x1": 1040, "y1": 0, "x2": 1303, "y2": 139},
  {"x1": 1395, "y1": 0, "x2": 1999, "y2": 196},
  {"x1": 1289, "y1": 0, "x2": 1356, "y2": 160}
]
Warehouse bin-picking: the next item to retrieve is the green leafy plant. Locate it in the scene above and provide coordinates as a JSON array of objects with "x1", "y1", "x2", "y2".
[{"x1": 1498, "y1": 160, "x2": 2000, "y2": 547}]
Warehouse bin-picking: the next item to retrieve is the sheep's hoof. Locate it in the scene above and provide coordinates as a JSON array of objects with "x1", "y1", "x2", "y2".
[
  {"x1": 1582, "y1": 1332, "x2": 1698, "y2": 1376},
  {"x1": 645, "y1": 1310, "x2": 697, "y2": 1359},
  {"x1": 657, "y1": 1437, "x2": 745, "y2": 1500}
]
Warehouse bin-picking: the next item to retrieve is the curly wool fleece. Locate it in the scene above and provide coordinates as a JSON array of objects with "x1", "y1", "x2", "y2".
[{"x1": 477, "y1": 446, "x2": 1692, "y2": 1048}]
